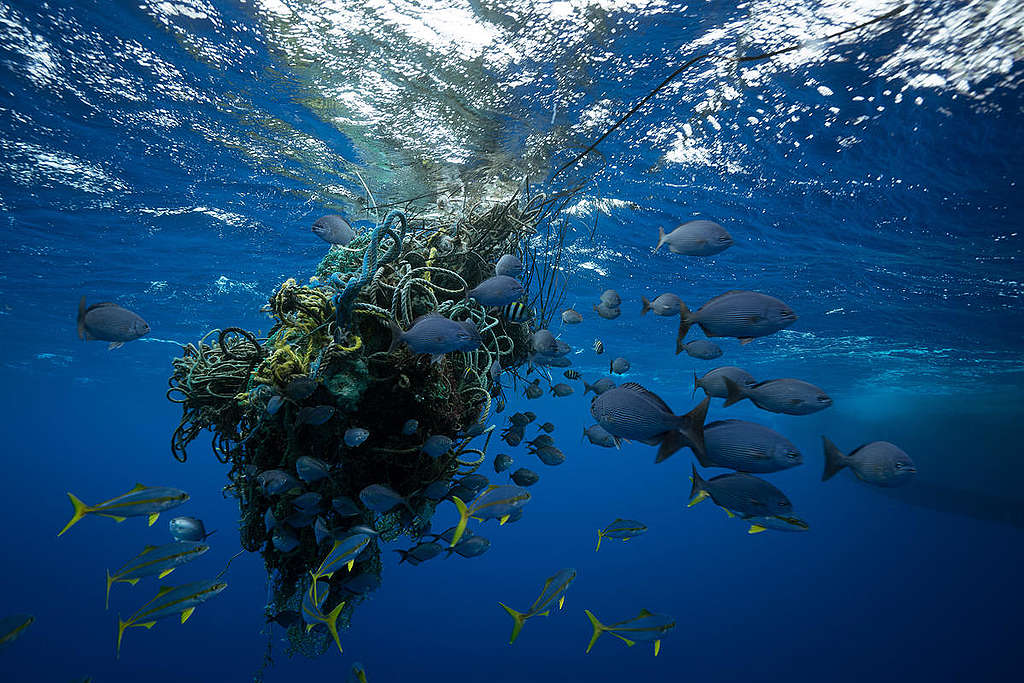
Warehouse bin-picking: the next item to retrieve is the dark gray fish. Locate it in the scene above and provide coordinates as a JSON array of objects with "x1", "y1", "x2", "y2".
[
  {"x1": 563, "y1": 370, "x2": 581, "y2": 381},
  {"x1": 358, "y1": 484, "x2": 411, "y2": 513},
  {"x1": 344, "y1": 427, "x2": 370, "y2": 447},
  {"x1": 285, "y1": 509, "x2": 316, "y2": 528},
  {"x1": 600, "y1": 290, "x2": 622, "y2": 307},
  {"x1": 446, "y1": 484, "x2": 478, "y2": 504},
  {"x1": 264, "y1": 508, "x2": 278, "y2": 532},
  {"x1": 286, "y1": 376, "x2": 317, "y2": 400},
  {"x1": 509, "y1": 412, "x2": 534, "y2": 427},
  {"x1": 266, "y1": 395, "x2": 285, "y2": 416},
  {"x1": 296, "y1": 456, "x2": 333, "y2": 484},
  {"x1": 311, "y1": 214, "x2": 356, "y2": 245},
  {"x1": 655, "y1": 220, "x2": 733, "y2": 256},
  {"x1": 259, "y1": 470, "x2": 302, "y2": 496},
  {"x1": 550, "y1": 383, "x2": 574, "y2": 397},
  {"x1": 341, "y1": 572, "x2": 382, "y2": 595},
  {"x1": 822, "y1": 437, "x2": 916, "y2": 487},
  {"x1": 689, "y1": 465, "x2": 793, "y2": 518},
  {"x1": 584, "y1": 377, "x2": 616, "y2": 395},
  {"x1": 525, "y1": 380, "x2": 543, "y2": 400},
  {"x1": 700, "y1": 420, "x2": 802, "y2": 473},
  {"x1": 531, "y1": 330, "x2": 558, "y2": 354},
  {"x1": 495, "y1": 254, "x2": 524, "y2": 278},
  {"x1": 422, "y1": 481, "x2": 452, "y2": 500},
  {"x1": 488, "y1": 360, "x2": 502, "y2": 384},
  {"x1": 422, "y1": 434, "x2": 453, "y2": 458},
  {"x1": 594, "y1": 303, "x2": 621, "y2": 319},
  {"x1": 641, "y1": 293, "x2": 683, "y2": 317},
  {"x1": 595, "y1": 518, "x2": 648, "y2": 551},
  {"x1": 502, "y1": 424, "x2": 524, "y2": 447},
  {"x1": 494, "y1": 454, "x2": 514, "y2": 473},
  {"x1": 389, "y1": 314, "x2": 481, "y2": 362},
  {"x1": 464, "y1": 423, "x2": 486, "y2": 438},
  {"x1": 583, "y1": 424, "x2": 619, "y2": 448},
  {"x1": 292, "y1": 492, "x2": 322, "y2": 511},
  {"x1": 468, "y1": 275, "x2": 525, "y2": 307},
  {"x1": 77, "y1": 298, "x2": 150, "y2": 349},
  {"x1": 332, "y1": 496, "x2": 361, "y2": 516},
  {"x1": 561, "y1": 308, "x2": 583, "y2": 324},
  {"x1": 678, "y1": 339, "x2": 723, "y2": 360},
  {"x1": 511, "y1": 468, "x2": 540, "y2": 487},
  {"x1": 401, "y1": 419, "x2": 419, "y2": 435},
  {"x1": 590, "y1": 383, "x2": 709, "y2": 463},
  {"x1": 535, "y1": 446, "x2": 566, "y2": 466},
  {"x1": 537, "y1": 422, "x2": 555, "y2": 433},
  {"x1": 296, "y1": 405, "x2": 335, "y2": 426},
  {"x1": 677, "y1": 290, "x2": 797, "y2": 345},
  {"x1": 168, "y1": 516, "x2": 215, "y2": 542},
  {"x1": 446, "y1": 534, "x2": 490, "y2": 558},
  {"x1": 610, "y1": 357, "x2": 630, "y2": 374},
  {"x1": 724, "y1": 377, "x2": 832, "y2": 415},
  {"x1": 528, "y1": 434, "x2": 555, "y2": 450},
  {"x1": 271, "y1": 525, "x2": 299, "y2": 553},
  {"x1": 694, "y1": 366, "x2": 757, "y2": 399},
  {"x1": 535, "y1": 354, "x2": 572, "y2": 368},
  {"x1": 429, "y1": 525, "x2": 463, "y2": 545},
  {"x1": 267, "y1": 610, "x2": 302, "y2": 629},
  {"x1": 459, "y1": 473, "x2": 490, "y2": 492},
  {"x1": 395, "y1": 542, "x2": 444, "y2": 565},
  {"x1": 593, "y1": 339, "x2": 604, "y2": 354},
  {"x1": 314, "y1": 516, "x2": 333, "y2": 545},
  {"x1": 523, "y1": 411, "x2": 537, "y2": 421},
  {"x1": 504, "y1": 507, "x2": 525, "y2": 524}
]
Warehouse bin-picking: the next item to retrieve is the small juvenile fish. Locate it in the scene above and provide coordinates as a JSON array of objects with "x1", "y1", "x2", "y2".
[
  {"x1": 395, "y1": 542, "x2": 444, "y2": 565},
  {"x1": 610, "y1": 357, "x2": 630, "y2": 374},
  {"x1": 561, "y1": 308, "x2": 583, "y2": 324},
  {"x1": 421, "y1": 434, "x2": 453, "y2": 458},
  {"x1": 498, "y1": 568, "x2": 577, "y2": 644},
  {"x1": 272, "y1": 526, "x2": 300, "y2": 553},
  {"x1": 76, "y1": 297, "x2": 150, "y2": 350},
  {"x1": 59, "y1": 484, "x2": 190, "y2": 536},
  {"x1": 344, "y1": 428, "x2": 370, "y2": 447},
  {"x1": 511, "y1": 468, "x2": 540, "y2": 487},
  {"x1": 296, "y1": 405, "x2": 335, "y2": 426},
  {"x1": 449, "y1": 485, "x2": 531, "y2": 546},
  {"x1": 311, "y1": 214, "x2": 356, "y2": 245},
  {"x1": 537, "y1": 422, "x2": 556, "y2": 433},
  {"x1": 296, "y1": 456, "x2": 333, "y2": 484},
  {"x1": 509, "y1": 412, "x2": 534, "y2": 427},
  {"x1": 468, "y1": 275, "x2": 525, "y2": 307},
  {"x1": 678, "y1": 339, "x2": 722, "y2": 360},
  {"x1": 459, "y1": 473, "x2": 490, "y2": 491},
  {"x1": 723, "y1": 377, "x2": 832, "y2": 415},
  {"x1": 502, "y1": 424, "x2": 524, "y2": 447},
  {"x1": 600, "y1": 290, "x2": 622, "y2": 308},
  {"x1": 688, "y1": 465, "x2": 793, "y2": 518},
  {"x1": 528, "y1": 434, "x2": 554, "y2": 449},
  {"x1": 0, "y1": 614, "x2": 33, "y2": 653},
  {"x1": 446, "y1": 534, "x2": 491, "y2": 558},
  {"x1": 495, "y1": 254, "x2": 524, "y2": 278},
  {"x1": 583, "y1": 377, "x2": 616, "y2": 395},
  {"x1": 286, "y1": 376, "x2": 317, "y2": 400},
  {"x1": 500, "y1": 302, "x2": 532, "y2": 323},
  {"x1": 358, "y1": 484, "x2": 412, "y2": 514},
  {"x1": 590, "y1": 383, "x2": 709, "y2": 463},
  {"x1": 168, "y1": 516, "x2": 216, "y2": 542},
  {"x1": 116, "y1": 579, "x2": 227, "y2": 657},
  {"x1": 535, "y1": 446, "x2": 566, "y2": 466},
  {"x1": 693, "y1": 366, "x2": 757, "y2": 399},
  {"x1": 701, "y1": 420, "x2": 802, "y2": 473},
  {"x1": 655, "y1": 219, "x2": 733, "y2": 256},
  {"x1": 550, "y1": 383, "x2": 574, "y2": 397},
  {"x1": 640, "y1": 293, "x2": 683, "y2": 317},
  {"x1": 595, "y1": 519, "x2": 647, "y2": 552},
  {"x1": 258, "y1": 470, "x2": 303, "y2": 496},
  {"x1": 263, "y1": 508, "x2": 278, "y2": 532},
  {"x1": 582, "y1": 424, "x2": 619, "y2": 448},
  {"x1": 422, "y1": 481, "x2": 451, "y2": 500},
  {"x1": 678, "y1": 290, "x2": 797, "y2": 344},
  {"x1": 822, "y1": 437, "x2": 916, "y2": 487},
  {"x1": 494, "y1": 454, "x2": 514, "y2": 473},
  {"x1": 563, "y1": 370, "x2": 581, "y2": 382},
  {"x1": 401, "y1": 419, "x2": 419, "y2": 435},
  {"x1": 266, "y1": 395, "x2": 285, "y2": 416},
  {"x1": 525, "y1": 380, "x2": 543, "y2": 399},
  {"x1": 531, "y1": 330, "x2": 558, "y2": 354},
  {"x1": 292, "y1": 492, "x2": 322, "y2": 511},
  {"x1": 332, "y1": 496, "x2": 361, "y2": 516},
  {"x1": 593, "y1": 303, "x2": 621, "y2": 319},
  {"x1": 584, "y1": 609, "x2": 676, "y2": 656},
  {"x1": 388, "y1": 314, "x2": 481, "y2": 363},
  {"x1": 592, "y1": 339, "x2": 604, "y2": 354}
]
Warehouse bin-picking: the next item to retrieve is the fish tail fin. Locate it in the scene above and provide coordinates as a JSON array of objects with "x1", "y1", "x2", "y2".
[
  {"x1": 386, "y1": 318, "x2": 403, "y2": 353},
  {"x1": 692, "y1": 371, "x2": 699, "y2": 399},
  {"x1": 722, "y1": 377, "x2": 747, "y2": 408},
  {"x1": 499, "y1": 602, "x2": 528, "y2": 644},
  {"x1": 77, "y1": 296, "x2": 87, "y2": 340},
  {"x1": 394, "y1": 550, "x2": 409, "y2": 564},
  {"x1": 105, "y1": 569, "x2": 115, "y2": 610},
  {"x1": 675, "y1": 304, "x2": 691, "y2": 350},
  {"x1": 688, "y1": 464, "x2": 709, "y2": 507},
  {"x1": 654, "y1": 226, "x2": 665, "y2": 252},
  {"x1": 595, "y1": 530, "x2": 603, "y2": 552},
  {"x1": 450, "y1": 496, "x2": 469, "y2": 547},
  {"x1": 325, "y1": 602, "x2": 345, "y2": 653},
  {"x1": 583, "y1": 381, "x2": 593, "y2": 395},
  {"x1": 205, "y1": 529, "x2": 218, "y2": 540},
  {"x1": 641, "y1": 296, "x2": 651, "y2": 315},
  {"x1": 584, "y1": 609, "x2": 605, "y2": 653},
  {"x1": 683, "y1": 396, "x2": 710, "y2": 464},
  {"x1": 116, "y1": 616, "x2": 129, "y2": 659},
  {"x1": 58, "y1": 492, "x2": 91, "y2": 536},
  {"x1": 822, "y1": 436, "x2": 847, "y2": 481}
]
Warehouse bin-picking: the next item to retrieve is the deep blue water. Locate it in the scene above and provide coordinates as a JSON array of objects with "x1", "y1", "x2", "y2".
[{"x1": 2, "y1": 1, "x2": 1023, "y2": 681}]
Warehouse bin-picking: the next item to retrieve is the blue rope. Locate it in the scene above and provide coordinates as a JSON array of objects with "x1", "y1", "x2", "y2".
[{"x1": 331, "y1": 209, "x2": 408, "y2": 330}]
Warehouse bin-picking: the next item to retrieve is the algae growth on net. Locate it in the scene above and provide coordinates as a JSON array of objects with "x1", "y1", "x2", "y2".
[{"x1": 166, "y1": 189, "x2": 569, "y2": 657}]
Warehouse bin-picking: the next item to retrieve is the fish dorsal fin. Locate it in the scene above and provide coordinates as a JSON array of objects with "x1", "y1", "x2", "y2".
[
  {"x1": 158, "y1": 568, "x2": 175, "y2": 579},
  {"x1": 620, "y1": 383, "x2": 673, "y2": 414},
  {"x1": 637, "y1": 608, "x2": 654, "y2": 617},
  {"x1": 130, "y1": 483, "x2": 148, "y2": 492},
  {"x1": 701, "y1": 290, "x2": 747, "y2": 307},
  {"x1": 86, "y1": 301, "x2": 120, "y2": 312},
  {"x1": 156, "y1": 586, "x2": 175, "y2": 598},
  {"x1": 141, "y1": 545, "x2": 159, "y2": 553},
  {"x1": 180, "y1": 607, "x2": 195, "y2": 624}
]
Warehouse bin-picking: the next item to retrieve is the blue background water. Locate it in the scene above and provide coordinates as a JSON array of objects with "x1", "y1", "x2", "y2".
[{"x1": 1, "y1": 1, "x2": 1022, "y2": 681}]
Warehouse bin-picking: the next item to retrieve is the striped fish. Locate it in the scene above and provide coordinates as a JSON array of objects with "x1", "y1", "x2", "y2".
[
  {"x1": 500, "y1": 302, "x2": 533, "y2": 323},
  {"x1": 59, "y1": 484, "x2": 190, "y2": 536},
  {"x1": 563, "y1": 370, "x2": 581, "y2": 380},
  {"x1": 105, "y1": 542, "x2": 210, "y2": 609},
  {"x1": 592, "y1": 339, "x2": 604, "y2": 355},
  {"x1": 116, "y1": 579, "x2": 227, "y2": 657}
]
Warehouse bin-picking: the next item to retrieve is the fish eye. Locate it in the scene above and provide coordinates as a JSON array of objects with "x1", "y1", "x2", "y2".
[
  {"x1": 786, "y1": 450, "x2": 799, "y2": 459},
  {"x1": 817, "y1": 395, "x2": 830, "y2": 402},
  {"x1": 717, "y1": 235, "x2": 731, "y2": 242},
  {"x1": 777, "y1": 500, "x2": 789, "y2": 508}
]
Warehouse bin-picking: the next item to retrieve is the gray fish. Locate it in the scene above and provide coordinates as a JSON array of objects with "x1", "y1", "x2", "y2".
[
  {"x1": 296, "y1": 456, "x2": 333, "y2": 484},
  {"x1": 468, "y1": 275, "x2": 525, "y2": 307},
  {"x1": 311, "y1": 214, "x2": 356, "y2": 246},
  {"x1": 528, "y1": 434, "x2": 555, "y2": 450},
  {"x1": 76, "y1": 298, "x2": 150, "y2": 350},
  {"x1": 509, "y1": 412, "x2": 534, "y2": 427},
  {"x1": 446, "y1": 534, "x2": 490, "y2": 558},
  {"x1": 332, "y1": 496, "x2": 361, "y2": 516},
  {"x1": 422, "y1": 481, "x2": 452, "y2": 500},
  {"x1": 297, "y1": 405, "x2": 335, "y2": 426},
  {"x1": 489, "y1": 360, "x2": 502, "y2": 384},
  {"x1": 590, "y1": 383, "x2": 709, "y2": 463},
  {"x1": 314, "y1": 517, "x2": 333, "y2": 545},
  {"x1": 388, "y1": 314, "x2": 482, "y2": 362},
  {"x1": 531, "y1": 330, "x2": 558, "y2": 354},
  {"x1": 341, "y1": 573, "x2": 382, "y2": 595},
  {"x1": 535, "y1": 446, "x2": 566, "y2": 466},
  {"x1": 822, "y1": 437, "x2": 916, "y2": 487},
  {"x1": 600, "y1": 290, "x2": 622, "y2": 308},
  {"x1": 535, "y1": 354, "x2": 572, "y2": 368},
  {"x1": 561, "y1": 308, "x2": 584, "y2": 324},
  {"x1": 259, "y1": 470, "x2": 303, "y2": 496},
  {"x1": 550, "y1": 383, "x2": 574, "y2": 397},
  {"x1": 511, "y1": 468, "x2": 540, "y2": 487},
  {"x1": 494, "y1": 454, "x2": 514, "y2": 473},
  {"x1": 292, "y1": 492, "x2": 322, "y2": 511},
  {"x1": 168, "y1": 516, "x2": 215, "y2": 542},
  {"x1": 583, "y1": 424, "x2": 619, "y2": 448},
  {"x1": 495, "y1": 254, "x2": 524, "y2": 278},
  {"x1": 286, "y1": 376, "x2": 317, "y2": 400},
  {"x1": 285, "y1": 509, "x2": 317, "y2": 529},
  {"x1": 272, "y1": 525, "x2": 300, "y2": 553},
  {"x1": 594, "y1": 302, "x2": 621, "y2": 320},
  {"x1": 537, "y1": 422, "x2": 555, "y2": 433},
  {"x1": 678, "y1": 339, "x2": 723, "y2": 360},
  {"x1": 595, "y1": 518, "x2": 648, "y2": 551},
  {"x1": 551, "y1": 340, "x2": 572, "y2": 356},
  {"x1": 0, "y1": 614, "x2": 33, "y2": 653},
  {"x1": 700, "y1": 420, "x2": 802, "y2": 473},
  {"x1": 266, "y1": 395, "x2": 285, "y2": 416},
  {"x1": 610, "y1": 357, "x2": 630, "y2": 375},
  {"x1": 267, "y1": 610, "x2": 302, "y2": 629},
  {"x1": 677, "y1": 290, "x2": 797, "y2": 345},
  {"x1": 593, "y1": 339, "x2": 605, "y2": 354},
  {"x1": 655, "y1": 220, "x2": 733, "y2": 256},
  {"x1": 395, "y1": 542, "x2": 444, "y2": 565},
  {"x1": 358, "y1": 484, "x2": 412, "y2": 513},
  {"x1": 502, "y1": 424, "x2": 524, "y2": 447},
  {"x1": 525, "y1": 380, "x2": 543, "y2": 400},
  {"x1": 723, "y1": 377, "x2": 832, "y2": 415},
  {"x1": 264, "y1": 508, "x2": 278, "y2": 532},
  {"x1": 693, "y1": 366, "x2": 757, "y2": 399},
  {"x1": 641, "y1": 293, "x2": 683, "y2": 317},
  {"x1": 522, "y1": 411, "x2": 537, "y2": 421},
  {"x1": 464, "y1": 423, "x2": 486, "y2": 438},
  {"x1": 422, "y1": 435, "x2": 453, "y2": 458},
  {"x1": 344, "y1": 427, "x2": 370, "y2": 447},
  {"x1": 583, "y1": 377, "x2": 616, "y2": 395},
  {"x1": 401, "y1": 419, "x2": 419, "y2": 436},
  {"x1": 688, "y1": 465, "x2": 793, "y2": 518},
  {"x1": 459, "y1": 473, "x2": 490, "y2": 491}
]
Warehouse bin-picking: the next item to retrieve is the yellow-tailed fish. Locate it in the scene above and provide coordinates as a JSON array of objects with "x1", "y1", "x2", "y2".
[
  {"x1": 498, "y1": 568, "x2": 576, "y2": 644},
  {"x1": 116, "y1": 579, "x2": 226, "y2": 657},
  {"x1": 104, "y1": 541, "x2": 210, "y2": 609},
  {"x1": 584, "y1": 609, "x2": 676, "y2": 656},
  {"x1": 450, "y1": 485, "x2": 531, "y2": 546},
  {"x1": 348, "y1": 662, "x2": 368, "y2": 683},
  {"x1": 59, "y1": 484, "x2": 189, "y2": 536},
  {"x1": 595, "y1": 518, "x2": 647, "y2": 552},
  {"x1": 300, "y1": 577, "x2": 345, "y2": 653},
  {"x1": 312, "y1": 533, "x2": 371, "y2": 581},
  {"x1": 0, "y1": 614, "x2": 34, "y2": 652}
]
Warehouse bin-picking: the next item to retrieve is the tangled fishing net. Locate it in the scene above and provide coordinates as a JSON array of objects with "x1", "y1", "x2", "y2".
[{"x1": 166, "y1": 189, "x2": 569, "y2": 659}]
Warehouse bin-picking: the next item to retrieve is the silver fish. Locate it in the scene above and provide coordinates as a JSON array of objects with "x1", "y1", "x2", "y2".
[
  {"x1": 700, "y1": 420, "x2": 802, "y2": 473},
  {"x1": 331, "y1": 496, "x2": 361, "y2": 516},
  {"x1": 296, "y1": 405, "x2": 335, "y2": 426},
  {"x1": 422, "y1": 435, "x2": 453, "y2": 458},
  {"x1": 531, "y1": 330, "x2": 558, "y2": 354},
  {"x1": 655, "y1": 220, "x2": 733, "y2": 256},
  {"x1": 593, "y1": 302, "x2": 621, "y2": 319},
  {"x1": 583, "y1": 424, "x2": 619, "y2": 448},
  {"x1": 561, "y1": 308, "x2": 584, "y2": 324},
  {"x1": 678, "y1": 339, "x2": 723, "y2": 360},
  {"x1": 590, "y1": 383, "x2": 709, "y2": 463},
  {"x1": 583, "y1": 377, "x2": 616, "y2": 395},
  {"x1": 358, "y1": 484, "x2": 412, "y2": 514},
  {"x1": 272, "y1": 526, "x2": 300, "y2": 553},
  {"x1": 610, "y1": 357, "x2": 630, "y2": 374},
  {"x1": 168, "y1": 517, "x2": 215, "y2": 542},
  {"x1": 296, "y1": 456, "x2": 333, "y2": 484},
  {"x1": 468, "y1": 275, "x2": 525, "y2": 307},
  {"x1": 724, "y1": 377, "x2": 832, "y2": 415},
  {"x1": 395, "y1": 542, "x2": 444, "y2": 565},
  {"x1": 292, "y1": 492, "x2": 323, "y2": 511},
  {"x1": 344, "y1": 427, "x2": 370, "y2": 447},
  {"x1": 535, "y1": 446, "x2": 566, "y2": 466},
  {"x1": 495, "y1": 254, "x2": 524, "y2": 278},
  {"x1": 76, "y1": 298, "x2": 150, "y2": 350},
  {"x1": 693, "y1": 366, "x2": 757, "y2": 399},
  {"x1": 312, "y1": 215, "x2": 356, "y2": 246},
  {"x1": 389, "y1": 314, "x2": 481, "y2": 362},
  {"x1": 259, "y1": 470, "x2": 302, "y2": 496},
  {"x1": 446, "y1": 534, "x2": 491, "y2": 558},
  {"x1": 550, "y1": 383, "x2": 574, "y2": 397},
  {"x1": 641, "y1": 293, "x2": 683, "y2": 316},
  {"x1": 677, "y1": 290, "x2": 797, "y2": 345},
  {"x1": 822, "y1": 437, "x2": 916, "y2": 487},
  {"x1": 600, "y1": 290, "x2": 622, "y2": 307}
]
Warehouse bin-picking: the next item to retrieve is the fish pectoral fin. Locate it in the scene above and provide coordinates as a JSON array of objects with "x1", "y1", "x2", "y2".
[
  {"x1": 147, "y1": 513, "x2": 160, "y2": 526},
  {"x1": 609, "y1": 632, "x2": 635, "y2": 647},
  {"x1": 98, "y1": 514, "x2": 128, "y2": 522},
  {"x1": 470, "y1": 516, "x2": 484, "y2": 522},
  {"x1": 180, "y1": 607, "x2": 195, "y2": 624},
  {"x1": 131, "y1": 483, "x2": 148, "y2": 492},
  {"x1": 139, "y1": 621, "x2": 157, "y2": 630},
  {"x1": 346, "y1": 560, "x2": 355, "y2": 572},
  {"x1": 558, "y1": 596, "x2": 565, "y2": 610},
  {"x1": 126, "y1": 578, "x2": 140, "y2": 586},
  {"x1": 499, "y1": 515, "x2": 510, "y2": 526},
  {"x1": 748, "y1": 525, "x2": 767, "y2": 534},
  {"x1": 724, "y1": 508, "x2": 735, "y2": 518},
  {"x1": 156, "y1": 586, "x2": 175, "y2": 597},
  {"x1": 654, "y1": 640, "x2": 662, "y2": 656},
  {"x1": 158, "y1": 568, "x2": 175, "y2": 579},
  {"x1": 108, "y1": 342, "x2": 124, "y2": 350},
  {"x1": 686, "y1": 491, "x2": 709, "y2": 508}
]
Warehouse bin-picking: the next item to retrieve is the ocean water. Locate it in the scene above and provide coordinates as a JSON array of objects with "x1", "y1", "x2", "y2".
[{"x1": 1, "y1": 1, "x2": 1022, "y2": 681}]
